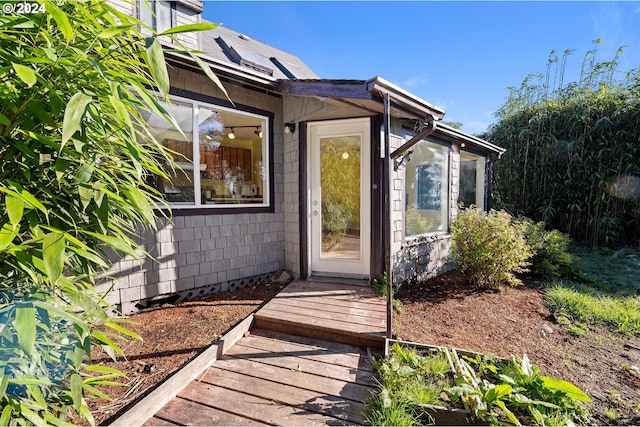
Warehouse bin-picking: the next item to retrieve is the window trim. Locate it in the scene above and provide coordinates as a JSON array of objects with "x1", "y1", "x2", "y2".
[
  {"x1": 402, "y1": 130, "x2": 451, "y2": 240},
  {"x1": 152, "y1": 88, "x2": 275, "y2": 216}
]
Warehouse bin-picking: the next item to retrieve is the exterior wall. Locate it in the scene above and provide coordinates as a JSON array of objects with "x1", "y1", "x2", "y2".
[
  {"x1": 172, "y1": 2, "x2": 200, "y2": 49},
  {"x1": 99, "y1": 68, "x2": 285, "y2": 314},
  {"x1": 112, "y1": 0, "x2": 200, "y2": 49},
  {"x1": 282, "y1": 95, "x2": 373, "y2": 277},
  {"x1": 281, "y1": 101, "x2": 464, "y2": 285}
]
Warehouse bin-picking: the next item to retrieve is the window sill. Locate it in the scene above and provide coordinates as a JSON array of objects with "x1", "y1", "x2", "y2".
[
  {"x1": 154, "y1": 205, "x2": 274, "y2": 216},
  {"x1": 403, "y1": 232, "x2": 450, "y2": 247}
]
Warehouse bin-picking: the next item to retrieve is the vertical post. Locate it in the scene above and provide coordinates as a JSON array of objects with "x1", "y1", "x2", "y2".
[{"x1": 383, "y1": 93, "x2": 393, "y2": 352}]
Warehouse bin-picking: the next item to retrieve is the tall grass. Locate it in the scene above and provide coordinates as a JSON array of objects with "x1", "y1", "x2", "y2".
[
  {"x1": 544, "y1": 246, "x2": 640, "y2": 335},
  {"x1": 545, "y1": 283, "x2": 640, "y2": 335},
  {"x1": 487, "y1": 41, "x2": 640, "y2": 247}
]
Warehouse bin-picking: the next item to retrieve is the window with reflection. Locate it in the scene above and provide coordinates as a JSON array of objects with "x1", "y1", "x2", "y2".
[
  {"x1": 404, "y1": 138, "x2": 450, "y2": 237},
  {"x1": 459, "y1": 152, "x2": 486, "y2": 210},
  {"x1": 146, "y1": 96, "x2": 270, "y2": 208}
]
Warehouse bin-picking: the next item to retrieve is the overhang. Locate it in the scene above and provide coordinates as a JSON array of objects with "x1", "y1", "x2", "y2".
[
  {"x1": 434, "y1": 122, "x2": 505, "y2": 158},
  {"x1": 278, "y1": 77, "x2": 446, "y2": 122}
]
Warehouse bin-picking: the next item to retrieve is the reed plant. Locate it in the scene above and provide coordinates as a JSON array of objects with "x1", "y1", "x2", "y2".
[{"x1": 487, "y1": 41, "x2": 640, "y2": 247}]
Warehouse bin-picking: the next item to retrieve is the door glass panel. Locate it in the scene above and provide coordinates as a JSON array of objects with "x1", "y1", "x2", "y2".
[{"x1": 320, "y1": 136, "x2": 361, "y2": 260}]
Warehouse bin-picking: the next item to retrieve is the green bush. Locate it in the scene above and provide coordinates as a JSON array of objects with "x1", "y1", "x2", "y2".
[
  {"x1": 516, "y1": 218, "x2": 573, "y2": 277},
  {"x1": 451, "y1": 208, "x2": 532, "y2": 287}
]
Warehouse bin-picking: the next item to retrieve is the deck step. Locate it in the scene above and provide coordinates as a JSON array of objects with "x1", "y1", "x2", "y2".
[{"x1": 254, "y1": 280, "x2": 387, "y2": 349}]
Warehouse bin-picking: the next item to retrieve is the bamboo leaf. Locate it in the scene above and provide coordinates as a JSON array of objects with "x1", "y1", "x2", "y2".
[
  {"x1": 0, "y1": 405, "x2": 12, "y2": 427},
  {"x1": 189, "y1": 52, "x2": 231, "y2": 102},
  {"x1": 62, "y1": 92, "x2": 92, "y2": 147},
  {"x1": 15, "y1": 306, "x2": 36, "y2": 355},
  {"x1": 18, "y1": 406, "x2": 45, "y2": 426},
  {"x1": 0, "y1": 223, "x2": 18, "y2": 251},
  {"x1": 145, "y1": 37, "x2": 169, "y2": 98},
  {"x1": 9, "y1": 377, "x2": 53, "y2": 386},
  {"x1": 104, "y1": 321, "x2": 142, "y2": 340},
  {"x1": 12, "y1": 63, "x2": 37, "y2": 87},
  {"x1": 6, "y1": 194, "x2": 24, "y2": 227},
  {"x1": 98, "y1": 24, "x2": 135, "y2": 39},
  {"x1": 26, "y1": 384, "x2": 47, "y2": 410},
  {"x1": 85, "y1": 365, "x2": 127, "y2": 375},
  {"x1": 85, "y1": 231, "x2": 139, "y2": 258},
  {"x1": 46, "y1": 2, "x2": 73, "y2": 42},
  {"x1": 0, "y1": 112, "x2": 10, "y2": 127},
  {"x1": 159, "y1": 22, "x2": 218, "y2": 35},
  {"x1": 43, "y1": 232, "x2": 65, "y2": 283},
  {"x1": 124, "y1": 186, "x2": 154, "y2": 223},
  {"x1": 70, "y1": 373, "x2": 82, "y2": 409},
  {"x1": 92, "y1": 331, "x2": 125, "y2": 357}
]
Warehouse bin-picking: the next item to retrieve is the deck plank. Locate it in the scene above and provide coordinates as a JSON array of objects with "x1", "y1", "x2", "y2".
[
  {"x1": 226, "y1": 342, "x2": 377, "y2": 385},
  {"x1": 250, "y1": 329, "x2": 381, "y2": 366},
  {"x1": 153, "y1": 398, "x2": 266, "y2": 426},
  {"x1": 180, "y1": 381, "x2": 352, "y2": 426},
  {"x1": 277, "y1": 282, "x2": 385, "y2": 306},
  {"x1": 212, "y1": 354, "x2": 374, "y2": 403},
  {"x1": 263, "y1": 296, "x2": 386, "y2": 320},
  {"x1": 203, "y1": 366, "x2": 367, "y2": 424},
  {"x1": 258, "y1": 302, "x2": 385, "y2": 329},
  {"x1": 244, "y1": 330, "x2": 376, "y2": 372},
  {"x1": 256, "y1": 307, "x2": 385, "y2": 335},
  {"x1": 143, "y1": 416, "x2": 181, "y2": 426}
]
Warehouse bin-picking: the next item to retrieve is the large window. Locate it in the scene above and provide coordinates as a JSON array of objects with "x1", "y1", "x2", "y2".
[
  {"x1": 459, "y1": 152, "x2": 486, "y2": 210},
  {"x1": 404, "y1": 138, "x2": 450, "y2": 237},
  {"x1": 146, "y1": 95, "x2": 270, "y2": 209}
]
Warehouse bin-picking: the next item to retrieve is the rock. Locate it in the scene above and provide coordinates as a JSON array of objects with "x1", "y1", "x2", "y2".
[
  {"x1": 272, "y1": 270, "x2": 293, "y2": 285},
  {"x1": 541, "y1": 322, "x2": 554, "y2": 336}
]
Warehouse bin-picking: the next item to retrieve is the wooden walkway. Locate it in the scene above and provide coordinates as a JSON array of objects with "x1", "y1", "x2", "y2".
[
  {"x1": 114, "y1": 280, "x2": 387, "y2": 426},
  {"x1": 255, "y1": 280, "x2": 387, "y2": 348}
]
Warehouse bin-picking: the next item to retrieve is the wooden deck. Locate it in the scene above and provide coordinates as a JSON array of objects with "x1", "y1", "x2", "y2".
[
  {"x1": 114, "y1": 280, "x2": 387, "y2": 426},
  {"x1": 255, "y1": 280, "x2": 387, "y2": 348}
]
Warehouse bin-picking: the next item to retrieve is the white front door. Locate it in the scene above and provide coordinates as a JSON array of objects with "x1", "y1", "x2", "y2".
[{"x1": 308, "y1": 118, "x2": 371, "y2": 277}]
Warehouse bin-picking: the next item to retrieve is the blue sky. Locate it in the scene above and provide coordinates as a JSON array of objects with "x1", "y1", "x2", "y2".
[{"x1": 202, "y1": 1, "x2": 640, "y2": 134}]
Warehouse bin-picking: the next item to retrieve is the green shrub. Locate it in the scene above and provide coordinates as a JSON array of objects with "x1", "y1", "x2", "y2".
[
  {"x1": 516, "y1": 218, "x2": 573, "y2": 277},
  {"x1": 451, "y1": 208, "x2": 532, "y2": 287}
]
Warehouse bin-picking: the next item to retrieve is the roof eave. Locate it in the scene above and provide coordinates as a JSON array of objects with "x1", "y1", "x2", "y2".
[
  {"x1": 163, "y1": 45, "x2": 280, "y2": 90},
  {"x1": 436, "y1": 123, "x2": 506, "y2": 157},
  {"x1": 365, "y1": 76, "x2": 445, "y2": 122}
]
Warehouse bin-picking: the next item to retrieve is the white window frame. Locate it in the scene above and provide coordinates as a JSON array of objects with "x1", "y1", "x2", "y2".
[{"x1": 150, "y1": 93, "x2": 271, "y2": 210}]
